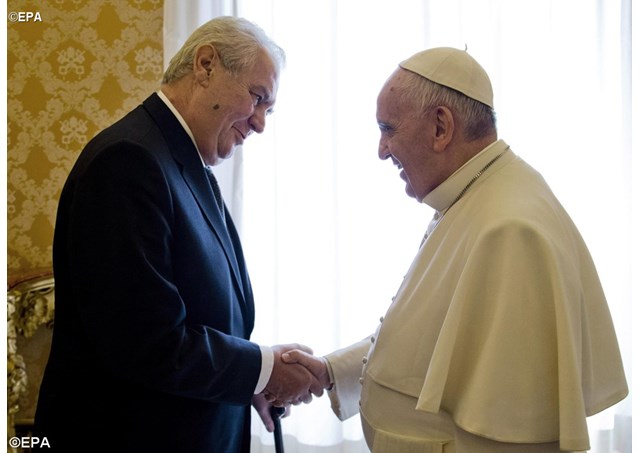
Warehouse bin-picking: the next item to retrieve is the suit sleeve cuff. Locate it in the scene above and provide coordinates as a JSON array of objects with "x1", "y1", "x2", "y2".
[{"x1": 254, "y1": 345, "x2": 274, "y2": 394}]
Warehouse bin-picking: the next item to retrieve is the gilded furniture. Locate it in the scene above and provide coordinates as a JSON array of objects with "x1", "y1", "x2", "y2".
[{"x1": 7, "y1": 270, "x2": 55, "y2": 449}]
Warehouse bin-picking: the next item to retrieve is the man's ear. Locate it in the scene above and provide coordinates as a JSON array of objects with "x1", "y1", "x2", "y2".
[
  {"x1": 194, "y1": 44, "x2": 218, "y2": 82},
  {"x1": 432, "y1": 106, "x2": 455, "y2": 153}
]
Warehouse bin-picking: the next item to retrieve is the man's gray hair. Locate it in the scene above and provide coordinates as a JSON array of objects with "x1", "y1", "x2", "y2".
[
  {"x1": 397, "y1": 70, "x2": 497, "y2": 141},
  {"x1": 162, "y1": 16, "x2": 285, "y2": 84}
]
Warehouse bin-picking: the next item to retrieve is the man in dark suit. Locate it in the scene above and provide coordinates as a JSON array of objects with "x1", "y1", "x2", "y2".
[{"x1": 34, "y1": 16, "x2": 322, "y2": 452}]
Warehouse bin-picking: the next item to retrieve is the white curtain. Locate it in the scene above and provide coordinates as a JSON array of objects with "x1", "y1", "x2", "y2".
[{"x1": 163, "y1": 1, "x2": 634, "y2": 452}]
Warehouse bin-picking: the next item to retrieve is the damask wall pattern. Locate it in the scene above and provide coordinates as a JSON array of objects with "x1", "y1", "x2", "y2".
[{"x1": 7, "y1": 0, "x2": 164, "y2": 274}]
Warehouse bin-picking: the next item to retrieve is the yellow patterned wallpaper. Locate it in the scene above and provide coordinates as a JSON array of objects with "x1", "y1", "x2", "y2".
[{"x1": 7, "y1": 0, "x2": 164, "y2": 275}]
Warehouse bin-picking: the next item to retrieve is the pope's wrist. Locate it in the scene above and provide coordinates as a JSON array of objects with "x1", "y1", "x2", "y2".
[{"x1": 322, "y1": 357, "x2": 335, "y2": 391}]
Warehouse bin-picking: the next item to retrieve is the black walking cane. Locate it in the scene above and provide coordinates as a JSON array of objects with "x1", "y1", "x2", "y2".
[{"x1": 270, "y1": 406, "x2": 286, "y2": 453}]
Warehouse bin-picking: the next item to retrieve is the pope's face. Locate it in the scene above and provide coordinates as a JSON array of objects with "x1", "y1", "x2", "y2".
[
  {"x1": 376, "y1": 70, "x2": 437, "y2": 201},
  {"x1": 191, "y1": 49, "x2": 279, "y2": 165}
]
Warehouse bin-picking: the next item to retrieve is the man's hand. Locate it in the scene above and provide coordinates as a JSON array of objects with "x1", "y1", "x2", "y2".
[
  {"x1": 262, "y1": 344, "x2": 324, "y2": 407},
  {"x1": 281, "y1": 349, "x2": 332, "y2": 390},
  {"x1": 252, "y1": 394, "x2": 291, "y2": 433}
]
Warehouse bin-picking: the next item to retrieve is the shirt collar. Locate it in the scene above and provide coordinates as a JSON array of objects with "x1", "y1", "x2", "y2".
[
  {"x1": 156, "y1": 89, "x2": 207, "y2": 168},
  {"x1": 422, "y1": 139, "x2": 509, "y2": 212}
]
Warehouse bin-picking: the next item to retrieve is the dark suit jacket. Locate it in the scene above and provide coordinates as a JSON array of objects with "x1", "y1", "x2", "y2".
[{"x1": 35, "y1": 93, "x2": 262, "y2": 452}]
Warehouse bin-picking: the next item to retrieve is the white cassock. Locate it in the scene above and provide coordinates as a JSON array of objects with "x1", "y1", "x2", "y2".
[{"x1": 325, "y1": 140, "x2": 628, "y2": 453}]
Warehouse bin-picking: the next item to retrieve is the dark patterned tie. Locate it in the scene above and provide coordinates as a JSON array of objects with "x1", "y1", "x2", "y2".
[{"x1": 205, "y1": 166, "x2": 225, "y2": 221}]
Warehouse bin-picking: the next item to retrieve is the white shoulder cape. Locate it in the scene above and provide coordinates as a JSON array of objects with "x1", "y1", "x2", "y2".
[{"x1": 365, "y1": 152, "x2": 628, "y2": 451}]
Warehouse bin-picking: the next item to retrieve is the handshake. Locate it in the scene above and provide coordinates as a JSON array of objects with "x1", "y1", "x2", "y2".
[
  {"x1": 263, "y1": 344, "x2": 331, "y2": 406},
  {"x1": 252, "y1": 344, "x2": 330, "y2": 431}
]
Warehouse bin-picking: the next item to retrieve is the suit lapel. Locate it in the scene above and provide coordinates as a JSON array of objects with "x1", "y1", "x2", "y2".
[{"x1": 142, "y1": 94, "x2": 248, "y2": 305}]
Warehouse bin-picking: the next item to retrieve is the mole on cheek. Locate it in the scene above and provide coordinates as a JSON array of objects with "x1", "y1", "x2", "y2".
[{"x1": 213, "y1": 104, "x2": 220, "y2": 110}]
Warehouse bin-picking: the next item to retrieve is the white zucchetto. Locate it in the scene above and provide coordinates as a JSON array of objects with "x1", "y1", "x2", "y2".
[{"x1": 400, "y1": 47, "x2": 494, "y2": 108}]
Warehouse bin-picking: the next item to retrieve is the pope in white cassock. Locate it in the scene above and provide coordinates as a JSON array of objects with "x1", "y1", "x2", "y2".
[{"x1": 281, "y1": 47, "x2": 628, "y2": 452}]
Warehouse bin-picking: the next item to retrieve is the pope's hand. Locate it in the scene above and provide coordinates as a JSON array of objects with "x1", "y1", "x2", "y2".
[
  {"x1": 262, "y1": 343, "x2": 324, "y2": 407},
  {"x1": 281, "y1": 349, "x2": 332, "y2": 391}
]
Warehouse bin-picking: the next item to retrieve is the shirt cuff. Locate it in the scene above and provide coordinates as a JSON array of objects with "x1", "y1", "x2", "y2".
[
  {"x1": 254, "y1": 345, "x2": 274, "y2": 394},
  {"x1": 324, "y1": 356, "x2": 336, "y2": 391}
]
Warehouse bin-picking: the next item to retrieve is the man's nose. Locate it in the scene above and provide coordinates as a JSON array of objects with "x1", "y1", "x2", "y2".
[{"x1": 249, "y1": 109, "x2": 266, "y2": 134}]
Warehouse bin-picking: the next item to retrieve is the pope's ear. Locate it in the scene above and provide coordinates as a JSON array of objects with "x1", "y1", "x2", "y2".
[{"x1": 432, "y1": 106, "x2": 455, "y2": 153}]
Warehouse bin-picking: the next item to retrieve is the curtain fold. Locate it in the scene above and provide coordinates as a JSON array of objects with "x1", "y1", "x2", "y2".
[{"x1": 163, "y1": 1, "x2": 633, "y2": 451}]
